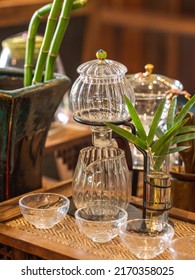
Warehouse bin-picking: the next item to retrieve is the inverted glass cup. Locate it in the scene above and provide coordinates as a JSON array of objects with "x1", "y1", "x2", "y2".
[
  {"x1": 75, "y1": 204, "x2": 128, "y2": 243},
  {"x1": 169, "y1": 235, "x2": 195, "y2": 260},
  {"x1": 19, "y1": 193, "x2": 70, "y2": 229},
  {"x1": 119, "y1": 219, "x2": 174, "y2": 259}
]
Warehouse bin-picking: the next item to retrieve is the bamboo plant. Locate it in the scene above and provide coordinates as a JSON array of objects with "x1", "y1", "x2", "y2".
[
  {"x1": 105, "y1": 95, "x2": 195, "y2": 172},
  {"x1": 24, "y1": 0, "x2": 88, "y2": 87}
]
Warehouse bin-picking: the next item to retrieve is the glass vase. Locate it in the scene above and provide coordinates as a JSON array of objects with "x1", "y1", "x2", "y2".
[{"x1": 144, "y1": 155, "x2": 172, "y2": 222}]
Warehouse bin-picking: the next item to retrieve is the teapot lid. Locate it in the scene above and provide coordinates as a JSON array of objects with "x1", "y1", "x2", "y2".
[
  {"x1": 77, "y1": 49, "x2": 128, "y2": 83},
  {"x1": 127, "y1": 64, "x2": 183, "y2": 95}
]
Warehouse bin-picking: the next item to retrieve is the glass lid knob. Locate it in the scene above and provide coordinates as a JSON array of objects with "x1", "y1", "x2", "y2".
[
  {"x1": 96, "y1": 49, "x2": 107, "y2": 60},
  {"x1": 144, "y1": 64, "x2": 154, "y2": 76}
]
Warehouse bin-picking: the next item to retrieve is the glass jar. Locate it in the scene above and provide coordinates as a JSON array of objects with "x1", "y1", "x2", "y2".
[
  {"x1": 70, "y1": 49, "x2": 135, "y2": 125},
  {"x1": 0, "y1": 32, "x2": 42, "y2": 69},
  {"x1": 127, "y1": 64, "x2": 183, "y2": 169}
]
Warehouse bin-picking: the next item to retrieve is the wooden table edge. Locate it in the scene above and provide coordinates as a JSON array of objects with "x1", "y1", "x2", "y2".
[{"x1": 0, "y1": 223, "x2": 102, "y2": 260}]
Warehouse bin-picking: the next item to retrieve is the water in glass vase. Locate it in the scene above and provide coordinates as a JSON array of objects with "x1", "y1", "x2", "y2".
[{"x1": 144, "y1": 171, "x2": 172, "y2": 222}]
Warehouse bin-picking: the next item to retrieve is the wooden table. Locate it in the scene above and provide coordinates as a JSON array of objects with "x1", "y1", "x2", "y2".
[
  {"x1": 0, "y1": 179, "x2": 195, "y2": 260},
  {"x1": 45, "y1": 121, "x2": 91, "y2": 155}
]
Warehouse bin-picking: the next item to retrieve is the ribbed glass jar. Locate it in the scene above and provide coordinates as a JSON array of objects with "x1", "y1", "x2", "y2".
[{"x1": 70, "y1": 50, "x2": 135, "y2": 124}]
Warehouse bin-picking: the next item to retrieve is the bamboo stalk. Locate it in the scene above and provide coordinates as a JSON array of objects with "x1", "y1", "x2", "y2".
[
  {"x1": 24, "y1": 3, "x2": 52, "y2": 87},
  {"x1": 32, "y1": 0, "x2": 63, "y2": 85},
  {"x1": 24, "y1": 0, "x2": 88, "y2": 86},
  {"x1": 44, "y1": 0, "x2": 74, "y2": 81}
]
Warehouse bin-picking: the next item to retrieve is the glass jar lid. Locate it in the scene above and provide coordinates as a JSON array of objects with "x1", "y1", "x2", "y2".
[
  {"x1": 77, "y1": 50, "x2": 127, "y2": 84},
  {"x1": 1, "y1": 32, "x2": 43, "y2": 58},
  {"x1": 126, "y1": 64, "x2": 183, "y2": 95},
  {"x1": 70, "y1": 50, "x2": 135, "y2": 125}
]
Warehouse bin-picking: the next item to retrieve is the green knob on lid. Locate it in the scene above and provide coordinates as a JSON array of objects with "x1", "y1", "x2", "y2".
[{"x1": 96, "y1": 49, "x2": 107, "y2": 60}]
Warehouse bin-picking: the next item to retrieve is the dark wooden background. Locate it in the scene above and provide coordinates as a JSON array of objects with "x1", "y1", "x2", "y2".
[{"x1": 0, "y1": 0, "x2": 195, "y2": 95}]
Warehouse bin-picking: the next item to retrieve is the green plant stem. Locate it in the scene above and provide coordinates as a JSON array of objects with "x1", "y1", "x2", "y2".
[
  {"x1": 44, "y1": 0, "x2": 74, "y2": 81},
  {"x1": 32, "y1": 0, "x2": 63, "y2": 85},
  {"x1": 24, "y1": 3, "x2": 52, "y2": 87},
  {"x1": 24, "y1": 0, "x2": 88, "y2": 86}
]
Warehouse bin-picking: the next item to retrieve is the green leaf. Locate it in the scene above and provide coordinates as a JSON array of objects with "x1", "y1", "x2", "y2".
[
  {"x1": 177, "y1": 126, "x2": 195, "y2": 134},
  {"x1": 167, "y1": 96, "x2": 177, "y2": 129},
  {"x1": 174, "y1": 95, "x2": 195, "y2": 124},
  {"x1": 105, "y1": 122, "x2": 147, "y2": 150},
  {"x1": 153, "y1": 156, "x2": 167, "y2": 171},
  {"x1": 168, "y1": 146, "x2": 190, "y2": 154},
  {"x1": 124, "y1": 96, "x2": 147, "y2": 141},
  {"x1": 155, "y1": 126, "x2": 164, "y2": 138},
  {"x1": 153, "y1": 138, "x2": 172, "y2": 157},
  {"x1": 171, "y1": 132, "x2": 195, "y2": 145},
  {"x1": 147, "y1": 98, "x2": 166, "y2": 145},
  {"x1": 151, "y1": 118, "x2": 188, "y2": 154}
]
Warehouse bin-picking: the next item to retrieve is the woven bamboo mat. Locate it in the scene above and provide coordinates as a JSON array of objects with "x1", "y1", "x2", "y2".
[{"x1": 5, "y1": 215, "x2": 195, "y2": 260}]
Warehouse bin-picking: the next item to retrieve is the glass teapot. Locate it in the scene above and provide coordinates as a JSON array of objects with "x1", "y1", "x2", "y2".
[
  {"x1": 127, "y1": 64, "x2": 183, "y2": 169},
  {"x1": 70, "y1": 50, "x2": 134, "y2": 209},
  {"x1": 127, "y1": 64, "x2": 183, "y2": 133}
]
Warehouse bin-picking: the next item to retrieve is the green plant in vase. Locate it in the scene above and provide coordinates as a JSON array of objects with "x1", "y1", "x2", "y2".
[
  {"x1": 0, "y1": 0, "x2": 88, "y2": 201},
  {"x1": 105, "y1": 94, "x2": 195, "y2": 222}
]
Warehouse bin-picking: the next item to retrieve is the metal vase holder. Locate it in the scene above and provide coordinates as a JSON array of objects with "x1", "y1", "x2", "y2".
[{"x1": 123, "y1": 121, "x2": 172, "y2": 221}]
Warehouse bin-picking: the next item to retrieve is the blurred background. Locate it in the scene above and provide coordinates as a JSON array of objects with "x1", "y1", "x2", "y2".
[
  {"x1": 0, "y1": 0, "x2": 195, "y2": 94},
  {"x1": 0, "y1": 0, "x2": 194, "y2": 204}
]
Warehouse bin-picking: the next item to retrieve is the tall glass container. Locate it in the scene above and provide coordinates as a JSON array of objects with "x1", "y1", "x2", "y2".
[{"x1": 70, "y1": 50, "x2": 135, "y2": 210}]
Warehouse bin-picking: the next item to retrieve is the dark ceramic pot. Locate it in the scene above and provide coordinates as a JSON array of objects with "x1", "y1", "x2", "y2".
[{"x1": 0, "y1": 68, "x2": 71, "y2": 201}]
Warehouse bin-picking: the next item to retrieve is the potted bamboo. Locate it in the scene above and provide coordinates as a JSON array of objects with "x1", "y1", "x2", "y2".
[{"x1": 0, "y1": 0, "x2": 88, "y2": 201}]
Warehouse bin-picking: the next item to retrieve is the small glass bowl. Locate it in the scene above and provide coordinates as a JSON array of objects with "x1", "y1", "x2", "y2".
[
  {"x1": 75, "y1": 205, "x2": 128, "y2": 243},
  {"x1": 19, "y1": 193, "x2": 70, "y2": 229},
  {"x1": 119, "y1": 219, "x2": 174, "y2": 259},
  {"x1": 169, "y1": 235, "x2": 195, "y2": 260}
]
